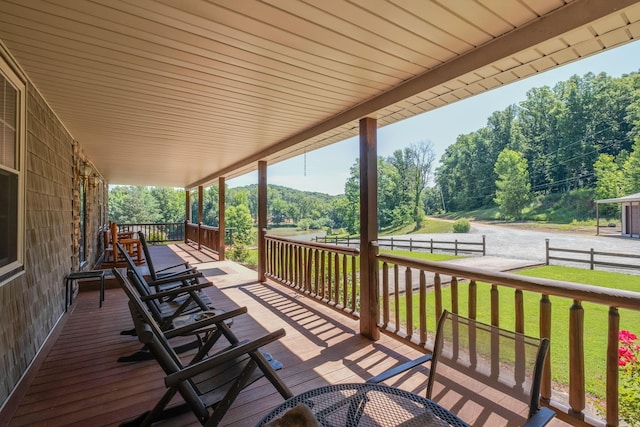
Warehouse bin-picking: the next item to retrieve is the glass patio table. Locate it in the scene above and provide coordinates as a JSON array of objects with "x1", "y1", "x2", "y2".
[{"x1": 258, "y1": 383, "x2": 470, "y2": 427}]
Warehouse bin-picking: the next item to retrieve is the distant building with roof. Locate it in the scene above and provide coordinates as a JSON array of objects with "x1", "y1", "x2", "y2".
[{"x1": 596, "y1": 192, "x2": 640, "y2": 237}]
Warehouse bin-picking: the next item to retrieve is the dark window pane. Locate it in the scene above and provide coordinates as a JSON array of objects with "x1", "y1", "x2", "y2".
[{"x1": 0, "y1": 169, "x2": 18, "y2": 268}]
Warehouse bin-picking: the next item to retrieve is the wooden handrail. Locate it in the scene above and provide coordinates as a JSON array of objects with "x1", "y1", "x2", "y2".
[
  {"x1": 185, "y1": 223, "x2": 221, "y2": 254},
  {"x1": 116, "y1": 222, "x2": 184, "y2": 243},
  {"x1": 377, "y1": 252, "x2": 640, "y2": 310},
  {"x1": 265, "y1": 234, "x2": 360, "y2": 256},
  {"x1": 264, "y1": 234, "x2": 360, "y2": 314}
]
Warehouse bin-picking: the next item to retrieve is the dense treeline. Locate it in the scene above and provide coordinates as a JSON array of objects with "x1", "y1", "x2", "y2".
[
  {"x1": 435, "y1": 71, "x2": 640, "y2": 215},
  {"x1": 108, "y1": 184, "x2": 344, "y2": 237},
  {"x1": 110, "y1": 186, "x2": 185, "y2": 224},
  {"x1": 109, "y1": 139, "x2": 434, "y2": 238}
]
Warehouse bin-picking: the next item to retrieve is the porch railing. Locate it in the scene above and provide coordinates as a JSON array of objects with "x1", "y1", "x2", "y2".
[
  {"x1": 264, "y1": 234, "x2": 360, "y2": 314},
  {"x1": 116, "y1": 222, "x2": 184, "y2": 243},
  {"x1": 263, "y1": 236, "x2": 640, "y2": 426},
  {"x1": 185, "y1": 222, "x2": 221, "y2": 254},
  {"x1": 377, "y1": 247, "x2": 640, "y2": 427}
]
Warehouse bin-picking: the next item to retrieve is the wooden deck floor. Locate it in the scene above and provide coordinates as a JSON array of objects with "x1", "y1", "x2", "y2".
[{"x1": 5, "y1": 244, "x2": 569, "y2": 427}]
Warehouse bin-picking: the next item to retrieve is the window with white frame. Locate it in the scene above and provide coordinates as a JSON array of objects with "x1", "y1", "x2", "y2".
[{"x1": 0, "y1": 52, "x2": 25, "y2": 283}]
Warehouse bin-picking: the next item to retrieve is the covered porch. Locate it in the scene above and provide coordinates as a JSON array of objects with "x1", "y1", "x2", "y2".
[
  {"x1": 2, "y1": 1, "x2": 640, "y2": 426},
  {"x1": 3, "y1": 243, "x2": 570, "y2": 427}
]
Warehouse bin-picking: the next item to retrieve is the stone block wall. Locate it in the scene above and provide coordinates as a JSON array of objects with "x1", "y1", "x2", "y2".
[{"x1": 0, "y1": 84, "x2": 107, "y2": 408}]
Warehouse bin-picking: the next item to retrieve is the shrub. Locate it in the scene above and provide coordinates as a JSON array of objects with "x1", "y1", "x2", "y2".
[
  {"x1": 310, "y1": 217, "x2": 332, "y2": 229},
  {"x1": 452, "y1": 219, "x2": 470, "y2": 233},
  {"x1": 227, "y1": 243, "x2": 250, "y2": 264},
  {"x1": 242, "y1": 249, "x2": 259, "y2": 269},
  {"x1": 297, "y1": 218, "x2": 311, "y2": 231},
  {"x1": 531, "y1": 213, "x2": 548, "y2": 221}
]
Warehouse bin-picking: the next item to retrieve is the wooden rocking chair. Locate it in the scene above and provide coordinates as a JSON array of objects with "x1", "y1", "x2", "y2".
[
  {"x1": 117, "y1": 269, "x2": 292, "y2": 426},
  {"x1": 138, "y1": 231, "x2": 198, "y2": 281}
]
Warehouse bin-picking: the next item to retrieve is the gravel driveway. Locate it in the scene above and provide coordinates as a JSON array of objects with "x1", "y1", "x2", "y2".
[{"x1": 395, "y1": 222, "x2": 640, "y2": 275}]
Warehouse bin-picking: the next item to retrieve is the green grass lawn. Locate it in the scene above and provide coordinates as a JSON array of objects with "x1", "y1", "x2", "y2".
[
  {"x1": 392, "y1": 265, "x2": 640, "y2": 399},
  {"x1": 379, "y1": 249, "x2": 461, "y2": 262}
]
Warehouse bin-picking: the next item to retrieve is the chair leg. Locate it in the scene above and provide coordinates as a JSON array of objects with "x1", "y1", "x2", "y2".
[
  {"x1": 119, "y1": 389, "x2": 185, "y2": 427},
  {"x1": 251, "y1": 350, "x2": 294, "y2": 399},
  {"x1": 205, "y1": 360, "x2": 260, "y2": 427}
]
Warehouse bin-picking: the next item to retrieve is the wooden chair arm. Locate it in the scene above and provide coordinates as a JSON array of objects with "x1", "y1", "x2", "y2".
[
  {"x1": 154, "y1": 268, "x2": 200, "y2": 281},
  {"x1": 139, "y1": 281, "x2": 211, "y2": 301},
  {"x1": 147, "y1": 272, "x2": 204, "y2": 286},
  {"x1": 155, "y1": 262, "x2": 194, "y2": 274},
  {"x1": 164, "y1": 307, "x2": 248, "y2": 338},
  {"x1": 164, "y1": 329, "x2": 286, "y2": 388}
]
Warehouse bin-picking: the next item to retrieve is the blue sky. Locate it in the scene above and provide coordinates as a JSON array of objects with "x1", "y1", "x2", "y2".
[{"x1": 229, "y1": 41, "x2": 640, "y2": 196}]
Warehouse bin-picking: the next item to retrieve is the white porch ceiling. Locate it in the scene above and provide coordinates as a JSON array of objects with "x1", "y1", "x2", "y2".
[{"x1": 0, "y1": 0, "x2": 639, "y2": 189}]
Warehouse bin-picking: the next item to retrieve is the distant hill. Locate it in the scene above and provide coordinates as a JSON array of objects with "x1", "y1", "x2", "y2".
[{"x1": 229, "y1": 183, "x2": 339, "y2": 201}]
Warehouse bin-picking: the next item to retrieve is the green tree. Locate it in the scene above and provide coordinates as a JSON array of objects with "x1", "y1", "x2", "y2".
[
  {"x1": 487, "y1": 104, "x2": 524, "y2": 152},
  {"x1": 436, "y1": 71, "x2": 639, "y2": 213},
  {"x1": 344, "y1": 156, "x2": 412, "y2": 232},
  {"x1": 270, "y1": 198, "x2": 288, "y2": 224},
  {"x1": 494, "y1": 149, "x2": 531, "y2": 219},
  {"x1": 286, "y1": 203, "x2": 301, "y2": 223},
  {"x1": 344, "y1": 160, "x2": 361, "y2": 234},
  {"x1": 624, "y1": 138, "x2": 640, "y2": 193},
  {"x1": 436, "y1": 130, "x2": 494, "y2": 211},
  {"x1": 377, "y1": 157, "x2": 407, "y2": 229},
  {"x1": 226, "y1": 204, "x2": 254, "y2": 245},
  {"x1": 149, "y1": 187, "x2": 185, "y2": 223},
  {"x1": 594, "y1": 154, "x2": 623, "y2": 217},
  {"x1": 519, "y1": 85, "x2": 560, "y2": 192},
  {"x1": 328, "y1": 195, "x2": 351, "y2": 230},
  {"x1": 109, "y1": 186, "x2": 161, "y2": 223},
  {"x1": 229, "y1": 189, "x2": 250, "y2": 207},
  {"x1": 202, "y1": 185, "x2": 220, "y2": 226},
  {"x1": 388, "y1": 141, "x2": 435, "y2": 230},
  {"x1": 189, "y1": 188, "x2": 199, "y2": 223},
  {"x1": 627, "y1": 79, "x2": 640, "y2": 143}
]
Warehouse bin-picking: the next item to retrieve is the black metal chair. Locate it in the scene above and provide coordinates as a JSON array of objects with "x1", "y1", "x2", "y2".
[
  {"x1": 116, "y1": 268, "x2": 292, "y2": 427},
  {"x1": 367, "y1": 310, "x2": 555, "y2": 427}
]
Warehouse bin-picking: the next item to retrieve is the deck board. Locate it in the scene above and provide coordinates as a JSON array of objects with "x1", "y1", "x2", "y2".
[{"x1": 6, "y1": 243, "x2": 569, "y2": 426}]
